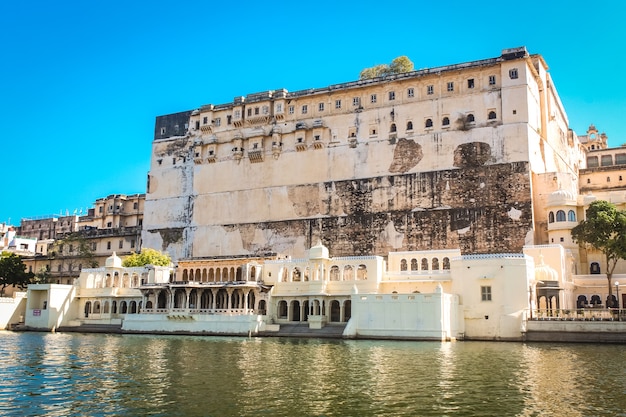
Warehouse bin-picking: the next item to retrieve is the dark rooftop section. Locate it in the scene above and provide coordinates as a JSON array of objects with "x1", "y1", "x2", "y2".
[{"x1": 154, "y1": 111, "x2": 193, "y2": 141}]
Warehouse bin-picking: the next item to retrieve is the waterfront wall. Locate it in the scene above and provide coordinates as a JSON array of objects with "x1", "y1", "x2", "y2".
[
  {"x1": 122, "y1": 312, "x2": 266, "y2": 335},
  {"x1": 525, "y1": 320, "x2": 626, "y2": 343},
  {"x1": 346, "y1": 290, "x2": 461, "y2": 341},
  {"x1": 0, "y1": 293, "x2": 26, "y2": 329}
]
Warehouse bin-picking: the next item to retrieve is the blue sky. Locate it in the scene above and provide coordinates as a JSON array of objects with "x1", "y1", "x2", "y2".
[{"x1": 1, "y1": 1, "x2": 624, "y2": 225}]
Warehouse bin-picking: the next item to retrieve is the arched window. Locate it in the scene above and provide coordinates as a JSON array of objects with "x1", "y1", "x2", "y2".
[
  {"x1": 330, "y1": 265, "x2": 340, "y2": 281},
  {"x1": 443, "y1": 257, "x2": 450, "y2": 270},
  {"x1": 292, "y1": 267, "x2": 301, "y2": 282},
  {"x1": 556, "y1": 210, "x2": 566, "y2": 221},
  {"x1": 442, "y1": 117, "x2": 450, "y2": 126},
  {"x1": 343, "y1": 300, "x2": 352, "y2": 321},
  {"x1": 590, "y1": 262, "x2": 601, "y2": 274},
  {"x1": 568, "y1": 210, "x2": 576, "y2": 222},
  {"x1": 357, "y1": 265, "x2": 367, "y2": 280},
  {"x1": 278, "y1": 300, "x2": 288, "y2": 318},
  {"x1": 410, "y1": 259, "x2": 418, "y2": 271},
  {"x1": 343, "y1": 265, "x2": 354, "y2": 280},
  {"x1": 390, "y1": 123, "x2": 397, "y2": 133},
  {"x1": 432, "y1": 258, "x2": 439, "y2": 270},
  {"x1": 400, "y1": 259, "x2": 408, "y2": 271},
  {"x1": 330, "y1": 300, "x2": 341, "y2": 322},
  {"x1": 258, "y1": 300, "x2": 267, "y2": 314},
  {"x1": 488, "y1": 111, "x2": 497, "y2": 120},
  {"x1": 466, "y1": 113, "x2": 475, "y2": 123},
  {"x1": 421, "y1": 258, "x2": 429, "y2": 271},
  {"x1": 425, "y1": 118, "x2": 433, "y2": 128},
  {"x1": 406, "y1": 121, "x2": 413, "y2": 131},
  {"x1": 548, "y1": 211, "x2": 555, "y2": 223}
]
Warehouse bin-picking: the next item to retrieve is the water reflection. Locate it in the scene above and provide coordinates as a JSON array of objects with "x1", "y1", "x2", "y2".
[{"x1": 1, "y1": 331, "x2": 626, "y2": 416}]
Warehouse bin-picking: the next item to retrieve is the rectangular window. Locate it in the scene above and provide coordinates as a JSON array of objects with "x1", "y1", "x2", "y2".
[
  {"x1": 370, "y1": 94, "x2": 377, "y2": 103},
  {"x1": 276, "y1": 103, "x2": 283, "y2": 113},
  {"x1": 335, "y1": 99, "x2": 342, "y2": 109},
  {"x1": 203, "y1": 116, "x2": 208, "y2": 124},
  {"x1": 262, "y1": 106, "x2": 269, "y2": 115},
  {"x1": 468, "y1": 78, "x2": 475, "y2": 88},
  {"x1": 447, "y1": 82, "x2": 454, "y2": 92},
  {"x1": 587, "y1": 156, "x2": 598, "y2": 167},
  {"x1": 601, "y1": 155, "x2": 613, "y2": 166},
  {"x1": 107, "y1": 241, "x2": 111, "y2": 250},
  {"x1": 481, "y1": 286, "x2": 492, "y2": 301},
  {"x1": 318, "y1": 103, "x2": 324, "y2": 112},
  {"x1": 91, "y1": 243, "x2": 97, "y2": 251},
  {"x1": 227, "y1": 115, "x2": 232, "y2": 125},
  {"x1": 388, "y1": 91, "x2": 395, "y2": 101},
  {"x1": 616, "y1": 153, "x2": 626, "y2": 165},
  {"x1": 407, "y1": 88, "x2": 414, "y2": 98},
  {"x1": 427, "y1": 85, "x2": 434, "y2": 95},
  {"x1": 288, "y1": 105, "x2": 295, "y2": 114},
  {"x1": 247, "y1": 108, "x2": 252, "y2": 117},
  {"x1": 352, "y1": 97, "x2": 360, "y2": 106},
  {"x1": 254, "y1": 107, "x2": 260, "y2": 115},
  {"x1": 214, "y1": 118, "x2": 221, "y2": 127},
  {"x1": 234, "y1": 110, "x2": 241, "y2": 118},
  {"x1": 509, "y1": 68, "x2": 519, "y2": 79},
  {"x1": 119, "y1": 240, "x2": 123, "y2": 249},
  {"x1": 301, "y1": 105, "x2": 308, "y2": 114},
  {"x1": 489, "y1": 75, "x2": 496, "y2": 85},
  {"x1": 130, "y1": 240, "x2": 135, "y2": 248}
]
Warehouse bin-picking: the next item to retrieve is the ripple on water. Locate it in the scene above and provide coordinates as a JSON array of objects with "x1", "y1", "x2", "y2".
[{"x1": 2, "y1": 332, "x2": 626, "y2": 417}]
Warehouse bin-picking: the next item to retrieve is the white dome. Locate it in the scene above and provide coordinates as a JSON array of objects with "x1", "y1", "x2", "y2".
[
  {"x1": 534, "y1": 254, "x2": 558, "y2": 282},
  {"x1": 547, "y1": 189, "x2": 576, "y2": 207},
  {"x1": 309, "y1": 240, "x2": 329, "y2": 260},
  {"x1": 105, "y1": 252, "x2": 122, "y2": 268}
]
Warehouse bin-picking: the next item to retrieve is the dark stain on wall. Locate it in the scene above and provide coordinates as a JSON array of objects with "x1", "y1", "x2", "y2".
[
  {"x1": 389, "y1": 138, "x2": 423, "y2": 173},
  {"x1": 227, "y1": 162, "x2": 532, "y2": 257},
  {"x1": 453, "y1": 142, "x2": 492, "y2": 167}
]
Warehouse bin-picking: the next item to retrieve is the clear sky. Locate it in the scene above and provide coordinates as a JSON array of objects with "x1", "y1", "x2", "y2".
[{"x1": 1, "y1": 1, "x2": 624, "y2": 225}]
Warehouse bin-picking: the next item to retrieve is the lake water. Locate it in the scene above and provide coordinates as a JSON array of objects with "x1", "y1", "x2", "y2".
[{"x1": 1, "y1": 331, "x2": 625, "y2": 416}]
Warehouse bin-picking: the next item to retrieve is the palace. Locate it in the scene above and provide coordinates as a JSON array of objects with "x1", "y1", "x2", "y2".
[{"x1": 11, "y1": 47, "x2": 626, "y2": 341}]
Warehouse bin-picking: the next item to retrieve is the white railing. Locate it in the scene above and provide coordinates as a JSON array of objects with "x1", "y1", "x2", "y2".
[{"x1": 530, "y1": 308, "x2": 626, "y2": 321}]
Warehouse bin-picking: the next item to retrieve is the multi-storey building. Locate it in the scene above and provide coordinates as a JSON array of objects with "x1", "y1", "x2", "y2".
[
  {"x1": 144, "y1": 46, "x2": 580, "y2": 262},
  {"x1": 20, "y1": 194, "x2": 145, "y2": 285}
]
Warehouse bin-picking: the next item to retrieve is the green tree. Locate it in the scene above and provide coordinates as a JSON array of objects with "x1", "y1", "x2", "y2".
[
  {"x1": 122, "y1": 248, "x2": 171, "y2": 267},
  {"x1": 571, "y1": 200, "x2": 626, "y2": 306},
  {"x1": 0, "y1": 252, "x2": 35, "y2": 295},
  {"x1": 359, "y1": 56, "x2": 414, "y2": 79}
]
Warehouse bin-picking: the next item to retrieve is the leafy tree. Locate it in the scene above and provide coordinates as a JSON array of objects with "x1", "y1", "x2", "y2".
[
  {"x1": 0, "y1": 252, "x2": 35, "y2": 294},
  {"x1": 571, "y1": 200, "x2": 626, "y2": 306},
  {"x1": 122, "y1": 248, "x2": 171, "y2": 267},
  {"x1": 360, "y1": 56, "x2": 414, "y2": 79}
]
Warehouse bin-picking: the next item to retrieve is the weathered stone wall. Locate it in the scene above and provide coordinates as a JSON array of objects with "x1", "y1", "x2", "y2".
[{"x1": 184, "y1": 162, "x2": 532, "y2": 258}]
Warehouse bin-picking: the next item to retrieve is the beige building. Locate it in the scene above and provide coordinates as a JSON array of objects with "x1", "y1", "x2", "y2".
[
  {"x1": 21, "y1": 194, "x2": 145, "y2": 285},
  {"x1": 144, "y1": 46, "x2": 580, "y2": 262}
]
